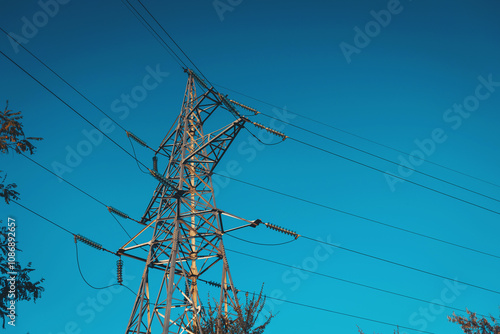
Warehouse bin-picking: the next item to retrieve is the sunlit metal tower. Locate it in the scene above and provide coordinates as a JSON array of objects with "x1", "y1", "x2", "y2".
[{"x1": 118, "y1": 69, "x2": 262, "y2": 333}]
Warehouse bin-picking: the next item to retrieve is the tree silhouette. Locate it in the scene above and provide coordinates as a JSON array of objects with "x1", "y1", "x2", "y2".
[
  {"x1": 0, "y1": 101, "x2": 42, "y2": 203},
  {"x1": 448, "y1": 310, "x2": 500, "y2": 334},
  {"x1": 358, "y1": 309, "x2": 500, "y2": 334},
  {"x1": 0, "y1": 102, "x2": 44, "y2": 327},
  {"x1": 198, "y1": 286, "x2": 275, "y2": 333},
  {"x1": 0, "y1": 226, "x2": 44, "y2": 327}
]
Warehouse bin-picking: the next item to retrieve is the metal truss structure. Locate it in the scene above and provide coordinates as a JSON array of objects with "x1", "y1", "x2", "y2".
[{"x1": 118, "y1": 69, "x2": 260, "y2": 334}]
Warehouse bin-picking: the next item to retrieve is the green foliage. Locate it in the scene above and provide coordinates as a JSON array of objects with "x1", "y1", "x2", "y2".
[
  {"x1": 0, "y1": 172, "x2": 19, "y2": 204},
  {"x1": 0, "y1": 102, "x2": 41, "y2": 204},
  {"x1": 358, "y1": 310, "x2": 500, "y2": 334},
  {"x1": 448, "y1": 310, "x2": 500, "y2": 334},
  {"x1": 0, "y1": 101, "x2": 42, "y2": 155},
  {"x1": 0, "y1": 102, "x2": 44, "y2": 327},
  {"x1": 198, "y1": 287, "x2": 275, "y2": 334},
  {"x1": 0, "y1": 225, "x2": 45, "y2": 328}
]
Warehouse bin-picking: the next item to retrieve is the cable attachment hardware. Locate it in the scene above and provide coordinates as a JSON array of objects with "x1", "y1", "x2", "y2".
[
  {"x1": 117, "y1": 257, "x2": 123, "y2": 285},
  {"x1": 251, "y1": 122, "x2": 288, "y2": 140},
  {"x1": 250, "y1": 219, "x2": 262, "y2": 228},
  {"x1": 152, "y1": 156, "x2": 158, "y2": 172},
  {"x1": 264, "y1": 223, "x2": 300, "y2": 239},
  {"x1": 187, "y1": 69, "x2": 209, "y2": 90},
  {"x1": 126, "y1": 131, "x2": 148, "y2": 147},
  {"x1": 205, "y1": 280, "x2": 221, "y2": 288},
  {"x1": 202, "y1": 280, "x2": 235, "y2": 291},
  {"x1": 75, "y1": 234, "x2": 103, "y2": 250},
  {"x1": 149, "y1": 169, "x2": 177, "y2": 190},
  {"x1": 218, "y1": 93, "x2": 241, "y2": 118},
  {"x1": 230, "y1": 99, "x2": 259, "y2": 115},
  {"x1": 107, "y1": 206, "x2": 129, "y2": 219}
]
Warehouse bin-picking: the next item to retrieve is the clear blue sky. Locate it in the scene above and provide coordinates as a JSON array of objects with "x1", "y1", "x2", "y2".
[{"x1": 1, "y1": 0, "x2": 499, "y2": 333}]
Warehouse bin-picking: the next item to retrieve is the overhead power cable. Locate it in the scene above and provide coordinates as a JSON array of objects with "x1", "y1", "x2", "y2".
[
  {"x1": 120, "y1": 0, "x2": 187, "y2": 69},
  {"x1": 8, "y1": 197, "x2": 487, "y2": 326},
  {"x1": 0, "y1": 26, "x2": 155, "y2": 153},
  {"x1": 225, "y1": 248, "x2": 486, "y2": 318},
  {"x1": 4, "y1": 28, "x2": 499, "y2": 264},
  {"x1": 21, "y1": 139, "x2": 500, "y2": 262},
  {"x1": 224, "y1": 232, "x2": 296, "y2": 246},
  {"x1": 12, "y1": 200, "x2": 140, "y2": 293},
  {"x1": 74, "y1": 241, "x2": 135, "y2": 295},
  {"x1": 200, "y1": 281, "x2": 435, "y2": 334},
  {"x1": 259, "y1": 112, "x2": 500, "y2": 205},
  {"x1": 115, "y1": 0, "x2": 500, "y2": 216},
  {"x1": 12, "y1": 200, "x2": 116, "y2": 256},
  {"x1": 0, "y1": 27, "x2": 125, "y2": 133},
  {"x1": 261, "y1": 294, "x2": 434, "y2": 334},
  {"x1": 119, "y1": 1, "x2": 286, "y2": 145},
  {"x1": 12, "y1": 200, "x2": 74, "y2": 236},
  {"x1": 289, "y1": 137, "x2": 500, "y2": 217},
  {"x1": 0, "y1": 50, "x2": 152, "y2": 173},
  {"x1": 213, "y1": 173, "x2": 500, "y2": 260},
  {"x1": 300, "y1": 235, "x2": 500, "y2": 295},
  {"x1": 20, "y1": 153, "x2": 107, "y2": 206},
  {"x1": 215, "y1": 83, "x2": 500, "y2": 190},
  {"x1": 133, "y1": 0, "x2": 212, "y2": 85},
  {"x1": 19, "y1": 153, "x2": 140, "y2": 236},
  {"x1": 6, "y1": 47, "x2": 498, "y2": 262}
]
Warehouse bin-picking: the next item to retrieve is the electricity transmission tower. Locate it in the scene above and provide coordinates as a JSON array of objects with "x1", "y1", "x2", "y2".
[{"x1": 117, "y1": 69, "x2": 282, "y2": 334}]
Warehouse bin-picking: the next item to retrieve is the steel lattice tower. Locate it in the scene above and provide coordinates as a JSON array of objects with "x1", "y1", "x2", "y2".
[{"x1": 118, "y1": 69, "x2": 255, "y2": 334}]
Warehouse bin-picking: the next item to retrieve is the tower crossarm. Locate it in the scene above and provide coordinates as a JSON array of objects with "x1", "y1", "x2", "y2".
[
  {"x1": 181, "y1": 117, "x2": 246, "y2": 172},
  {"x1": 217, "y1": 210, "x2": 262, "y2": 233}
]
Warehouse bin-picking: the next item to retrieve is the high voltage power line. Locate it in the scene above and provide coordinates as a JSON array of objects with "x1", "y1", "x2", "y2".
[
  {"x1": 20, "y1": 147, "x2": 500, "y2": 261},
  {"x1": 12, "y1": 200, "x2": 137, "y2": 294},
  {"x1": 11, "y1": 166, "x2": 500, "y2": 297},
  {"x1": 214, "y1": 173, "x2": 500, "y2": 260},
  {"x1": 289, "y1": 136, "x2": 500, "y2": 216},
  {"x1": 3, "y1": 201, "x2": 448, "y2": 334},
  {"x1": 224, "y1": 247, "x2": 487, "y2": 318},
  {"x1": 3, "y1": 35, "x2": 499, "y2": 225},
  {"x1": 10, "y1": 200, "x2": 490, "y2": 334},
  {"x1": 114, "y1": 0, "x2": 500, "y2": 216},
  {"x1": 214, "y1": 83, "x2": 500, "y2": 190},
  {"x1": 2, "y1": 33, "x2": 499, "y2": 261},
  {"x1": 2, "y1": 2, "x2": 498, "y2": 330},
  {"x1": 258, "y1": 112, "x2": 500, "y2": 204}
]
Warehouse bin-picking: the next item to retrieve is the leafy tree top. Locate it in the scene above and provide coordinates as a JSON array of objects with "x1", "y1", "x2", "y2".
[{"x1": 0, "y1": 101, "x2": 42, "y2": 155}]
